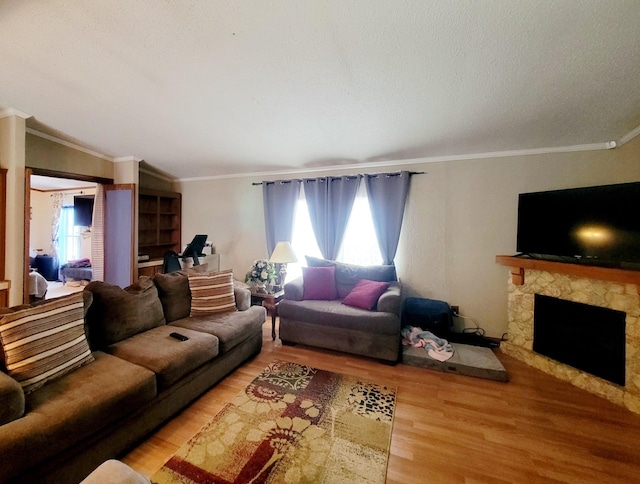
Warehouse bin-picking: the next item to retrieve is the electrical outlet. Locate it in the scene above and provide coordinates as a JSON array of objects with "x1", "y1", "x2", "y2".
[{"x1": 451, "y1": 305, "x2": 459, "y2": 315}]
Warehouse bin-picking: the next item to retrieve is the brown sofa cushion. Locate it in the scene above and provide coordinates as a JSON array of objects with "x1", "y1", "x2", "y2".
[
  {"x1": 305, "y1": 256, "x2": 397, "y2": 298},
  {"x1": 0, "y1": 370, "x2": 24, "y2": 425},
  {"x1": 153, "y1": 265, "x2": 209, "y2": 323},
  {"x1": 0, "y1": 352, "x2": 156, "y2": 480},
  {"x1": 0, "y1": 292, "x2": 94, "y2": 393},
  {"x1": 170, "y1": 305, "x2": 266, "y2": 354},
  {"x1": 107, "y1": 325, "x2": 219, "y2": 389},
  {"x1": 85, "y1": 277, "x2": 166, "y2": 349}
]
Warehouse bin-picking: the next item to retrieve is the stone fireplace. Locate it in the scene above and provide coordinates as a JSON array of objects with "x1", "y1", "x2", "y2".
[{"x1": 496, "y1": 256, "x2": 640, "y2": 415}]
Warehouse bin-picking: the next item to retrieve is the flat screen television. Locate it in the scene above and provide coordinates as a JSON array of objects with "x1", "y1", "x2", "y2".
[
  {"x1": 516, "y1": 182, "x2": 640, "y2": 267},
  {"x1": 74, "y1": 195, "x2": 94, "y2": 227}
]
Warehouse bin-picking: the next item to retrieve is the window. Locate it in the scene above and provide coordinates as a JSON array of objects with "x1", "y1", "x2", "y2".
[
  {"x1": 336, "y1": 187, "x2": 383, "y2": 266},
  {"x1": 57, "y1": 206, "x2": 82, "y2": 265},
  {"x1": 289, "y1": 184, "x2": 382, "y2": 282},
  {"x1": 288, "y1": 194, "x2": 322, "y2": 282}
]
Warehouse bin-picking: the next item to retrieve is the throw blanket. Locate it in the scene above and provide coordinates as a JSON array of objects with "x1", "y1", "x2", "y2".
[
  {"x1": 401, "y1": 326, "x2": 454, "y2": 362},
  {"x1": 64, "y1": 258, "x2": 91, "y2": 268}
]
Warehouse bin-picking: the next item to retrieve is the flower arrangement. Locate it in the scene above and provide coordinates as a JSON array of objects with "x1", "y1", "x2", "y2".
[{"x1": 246, "y1": 259, "x2": 277, "y2": 286}]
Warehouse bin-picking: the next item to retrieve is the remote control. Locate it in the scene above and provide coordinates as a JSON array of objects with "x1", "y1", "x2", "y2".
[{"x1": 169, "y1": 332, "x2": 189, "y2": 341}]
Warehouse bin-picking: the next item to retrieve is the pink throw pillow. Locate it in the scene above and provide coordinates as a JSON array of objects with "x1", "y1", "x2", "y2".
[
  {"x1": 302, "y1": 266, "x2": 338, "y2": 300},
  {"x1": 342, "y1": 279, "x2": 390, "y2": 310}
]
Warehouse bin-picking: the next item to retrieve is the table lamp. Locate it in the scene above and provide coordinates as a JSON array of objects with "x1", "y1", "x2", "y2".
[{"x1": 269, "y1": 241, "x2": 298, "y2": 289}]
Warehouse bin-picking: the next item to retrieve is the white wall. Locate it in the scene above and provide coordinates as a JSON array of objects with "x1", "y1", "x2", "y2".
[
  {"x1": 29, "y1": 188, "x2": 96, "y2": 260},
  {"x1": 178, "y1": 136, "x2": 640, "y2": 338},
  {"x1": 29, "y1": 190, "x2": 54, "y2": 255}
]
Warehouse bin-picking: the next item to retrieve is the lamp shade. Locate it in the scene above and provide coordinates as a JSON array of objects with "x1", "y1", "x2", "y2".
[{"x1": 269, "y1": 241, "x2": 298, "y2": 264}]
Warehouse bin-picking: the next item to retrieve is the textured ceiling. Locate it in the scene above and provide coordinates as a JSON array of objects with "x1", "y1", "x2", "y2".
[{"x1": 2, "y1": 1, "x2": 640, "y2": 180}]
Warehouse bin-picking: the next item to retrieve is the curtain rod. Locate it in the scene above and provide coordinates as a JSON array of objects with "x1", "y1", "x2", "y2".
[
  {"x1": 252, "y1": 170, "x2": 425, "y2": 186},
  {"x1": 50, "y1": 190, "x2": 88, "y2": 196}
]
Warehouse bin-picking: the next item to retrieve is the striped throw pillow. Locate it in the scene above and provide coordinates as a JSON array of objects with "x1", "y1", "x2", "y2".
[
  {"x1": 188, "y1": 269, "x2": 236, "y2": 316},
  {"x1": 0, "y1": 292, "x2": 94, "y2": 394}
]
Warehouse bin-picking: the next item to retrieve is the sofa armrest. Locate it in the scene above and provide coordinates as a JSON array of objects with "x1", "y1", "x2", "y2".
[
  {"x1": 283, "y1": 277, "x2": 304, "y2": 301},
  {"x1": 0, "y1": 371, "x2": 25, "y2": 425},
  {"x1": 377, "y1": 281, "x2": 402, "y2": 316},
  {"x1": 234, "y1": 282, "x2": 252, "y2": 311}
]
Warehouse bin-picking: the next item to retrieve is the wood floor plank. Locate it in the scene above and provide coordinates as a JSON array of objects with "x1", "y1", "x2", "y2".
[{"x1": 122, "y1": 321, "x2": 640, "y2": 483}]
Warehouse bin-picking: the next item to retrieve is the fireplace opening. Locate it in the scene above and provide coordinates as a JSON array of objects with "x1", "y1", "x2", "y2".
[{"x1": 533, "y1": 294, "x2": 626, "y2": 386}]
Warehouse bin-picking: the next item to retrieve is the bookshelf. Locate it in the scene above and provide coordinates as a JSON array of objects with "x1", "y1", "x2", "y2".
[{"x1": 138, "y1": 188, "x2": 181, "y2": 261}]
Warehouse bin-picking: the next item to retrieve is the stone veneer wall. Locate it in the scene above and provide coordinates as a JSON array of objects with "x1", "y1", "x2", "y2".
[{"x1": 501, "y1": 269, "x2": 640, "y2": 414}]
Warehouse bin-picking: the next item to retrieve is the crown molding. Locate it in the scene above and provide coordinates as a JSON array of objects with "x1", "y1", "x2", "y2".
[
  {"x1": 113, "y1": 156, "x2": 142, "y2": 163},
  {"x1": 178, "y1": 141, "x2": 617, "y2": 183},
  {"x1": 618, "y1": 123, "x2": 640, "y2": 146},
  {"x1": 26, "y1": 128, "x2": 115, "y2": 162},
  {"x1": 0, "y1": 108, "x2": 32, "y2": 119},
  {"x1": 139, "y1": 165, "x2": 175, "y2": 183}
]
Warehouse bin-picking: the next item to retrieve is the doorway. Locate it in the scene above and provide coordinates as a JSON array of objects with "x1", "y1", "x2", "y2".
[{"x1": 27, "y1": 174, "x2": 98, "y2": 300}]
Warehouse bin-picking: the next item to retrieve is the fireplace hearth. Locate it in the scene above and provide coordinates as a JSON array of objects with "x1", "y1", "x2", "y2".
[
  {"x1": 533, "y1": 294, "x2": 625, "y2": 386},
  {"x1": 496, "y1": 255, "x2": 640, "y2": 414}
]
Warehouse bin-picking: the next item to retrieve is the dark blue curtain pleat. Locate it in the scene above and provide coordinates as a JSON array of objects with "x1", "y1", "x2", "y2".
[
  {"x1": 327, "y1": 176, "x2": 361, "y2": 260},
  {"x1": 305, "y1": 175, "x2": 361, "y2": 260},
  {"x1": 303, "y1": 178, "x2": 329, "y2": 257},
  {"x1": 262, "y1": 180, "x2": 301, "y2": 255},
  {"x1": 364, "y1": 171, "x2": 411, "y2": 265}
]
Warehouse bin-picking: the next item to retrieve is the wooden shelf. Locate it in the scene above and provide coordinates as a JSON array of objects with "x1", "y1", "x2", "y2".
[
  {"x1": 138, "y1": 242, "x2": 178, "y2": 248},
  {"x1": 496, "y1": 255, "x2": 640, "y2": 288},
  {"x1": 138, "y1": 188, "x2": 181, "y2": 261}
]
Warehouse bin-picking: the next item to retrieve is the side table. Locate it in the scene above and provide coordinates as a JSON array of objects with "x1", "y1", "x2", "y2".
[{"x1": 250, "y1": 289, "x2": 285, "y2": 340}]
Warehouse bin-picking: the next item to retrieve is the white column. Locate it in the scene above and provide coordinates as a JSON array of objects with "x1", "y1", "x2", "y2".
[{"x1": 0, "y1": 109, "x2": 30, "y2": 306}]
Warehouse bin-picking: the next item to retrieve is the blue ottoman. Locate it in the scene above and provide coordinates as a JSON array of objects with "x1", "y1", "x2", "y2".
[{"x1": 402, "y1": 297, "x2": 452, "y2": 336}]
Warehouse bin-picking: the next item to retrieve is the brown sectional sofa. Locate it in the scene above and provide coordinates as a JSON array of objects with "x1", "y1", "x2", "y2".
[
  {"x1": 278, "y1": 257, "x2": 402, "y2": 362},
  {"x1": 0, "y1": 267, "x2": 265, "y2": 484}
]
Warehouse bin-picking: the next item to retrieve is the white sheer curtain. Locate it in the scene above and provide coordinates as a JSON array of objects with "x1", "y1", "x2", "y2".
[
  {"x1": 50, "y1": 193, "x2": 63, "y2": 258},
  {"x1": 57, "y1": 206, "x2": 76, "y2": 266}
]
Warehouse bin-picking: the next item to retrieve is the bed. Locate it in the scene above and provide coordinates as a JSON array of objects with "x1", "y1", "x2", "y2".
[{"x1": 60, "y1": 258, "x2": 93, "y2": 284}]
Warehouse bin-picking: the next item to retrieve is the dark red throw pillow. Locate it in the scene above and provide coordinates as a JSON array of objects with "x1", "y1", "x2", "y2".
[
  {"x1": 342, "y1": 279, "x2": 389, "y2": 310},
  {"x1": 302, "y1": 266, "x2": 338, "y2": 300}
]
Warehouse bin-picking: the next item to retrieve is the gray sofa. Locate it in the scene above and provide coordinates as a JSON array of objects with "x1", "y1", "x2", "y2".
[
  {"x1": 0, "y1": 266, "x2": 265, "y2": 484},
  {"x1": 278, "y1": 257, "x2": 402, "y2": 362}
]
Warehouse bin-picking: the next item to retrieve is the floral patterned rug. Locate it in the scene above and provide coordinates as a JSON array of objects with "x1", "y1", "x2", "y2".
[{"x1": 151, "y1": 360, "x2": 397, "y2": 483}]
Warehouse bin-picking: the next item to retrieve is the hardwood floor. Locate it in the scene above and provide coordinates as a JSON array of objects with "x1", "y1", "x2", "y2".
[{"x1": 122, "y1": 321, "x2": 640, "y2": 483}]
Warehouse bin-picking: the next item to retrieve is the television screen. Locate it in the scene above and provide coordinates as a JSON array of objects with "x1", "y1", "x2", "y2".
[
  {"x1": 74, "y1": 195, "x2": 95, "y2": 227},
  {"x1": 517, "y1": 182, "x2": 640, "y2": 266}
]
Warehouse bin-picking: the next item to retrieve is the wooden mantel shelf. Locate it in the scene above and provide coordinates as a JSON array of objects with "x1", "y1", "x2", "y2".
[{"x1": 495, "y1": 255, "x2": 640, "y2": 288}]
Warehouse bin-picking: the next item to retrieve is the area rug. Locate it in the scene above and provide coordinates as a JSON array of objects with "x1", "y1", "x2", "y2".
[{"x1": 151, "y1": 360, "x2": 397, "y2": 484}]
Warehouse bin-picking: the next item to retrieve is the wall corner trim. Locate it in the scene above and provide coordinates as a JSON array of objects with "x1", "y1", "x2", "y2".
[
  {"x1": 0, "y1": 108, "x2": 31, "y2": 120},
  {"x1": 618, "y1": 123, "x2": 640, "y2": 146}
]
